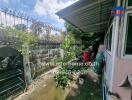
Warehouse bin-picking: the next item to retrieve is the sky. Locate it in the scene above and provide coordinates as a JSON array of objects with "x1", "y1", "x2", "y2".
[{"x1": 0, "y1": 0, "x2": 78, "y2": 31}]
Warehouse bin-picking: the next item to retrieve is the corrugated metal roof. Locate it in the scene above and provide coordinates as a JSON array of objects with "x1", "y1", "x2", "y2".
[{"x1": 56, "y1": 0, "x2": 114, "y2": 33}]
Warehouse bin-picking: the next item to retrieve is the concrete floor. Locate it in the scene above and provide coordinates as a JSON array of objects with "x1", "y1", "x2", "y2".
[
  {"x1": 15, "y1": 67, "x2": 66, "y2": 100},
  {"x1": 15, "y1": 67, "x2": 101, "y2": 100}
]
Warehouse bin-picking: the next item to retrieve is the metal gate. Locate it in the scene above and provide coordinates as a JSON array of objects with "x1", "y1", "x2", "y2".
[{"x1": 0, "y1": 46, "x2": 25, "y2": 99}]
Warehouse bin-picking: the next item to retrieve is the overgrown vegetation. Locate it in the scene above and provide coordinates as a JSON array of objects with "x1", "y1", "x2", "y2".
[
  {"x1": 53, "y1": 34, "x2": 82, "y2": 89},
  {"x1": 65, "y1": 22, "x2": 104, "y2": 48},
  {"x1": 54, "y1": 34, "x2": 76, "y2": 89},
  {"x1": 60, "y1": 34, "x2": 76, "y2": 63},
  {"x1": 66, "y1": 74, "x2": 102, "y2": 100},
  {"x1": 53, "y1": 33, "x2": 85, "y2": 89},
  {"x1": 4, "y1": 26, "x2": 38, "y2": 55},
  {"x1": 54, "y1": 68, "x2": 71, "y2": 89},
  {"x1": 54, "y1": 22, "x2": 103, "y2": 89}
]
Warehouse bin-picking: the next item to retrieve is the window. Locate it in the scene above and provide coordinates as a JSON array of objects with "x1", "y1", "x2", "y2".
[
  {"x1": 105, "y1": 25, "x2": 113, "y2": 51},
  {"x1": 105, "y1": 34, "x2": 108, "y2": 49},
  {"x1": 125, "y1": 14, "x2": 132, "y2": 55},
  {"x1": 108, "y1": 26, "x2": 112, "y2": 51},
  {"x1": 128, "y1": 0, "x2": 132, "y2": 6}
]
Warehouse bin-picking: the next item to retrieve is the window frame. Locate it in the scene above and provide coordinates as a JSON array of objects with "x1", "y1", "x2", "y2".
[
  {"x1": 126, "y1": 0, "x2": 132, "y2": 8},
  {"x1": 105, "y1": 23, "x2": 113, "y2": 55},
  {"x1": 121, "y1": 10, "x2": 132, "y2": 59}
]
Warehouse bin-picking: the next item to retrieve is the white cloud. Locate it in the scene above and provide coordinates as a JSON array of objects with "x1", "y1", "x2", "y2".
[
  {"x1": 34, "y1": 0, "x2": 78, "y2": 27},
  {"x1": 2, "y1": 0, "x2": 9, "y2": 4}
]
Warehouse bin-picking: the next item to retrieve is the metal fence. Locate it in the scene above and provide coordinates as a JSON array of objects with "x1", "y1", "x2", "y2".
[{"x1": 0, "y1": 8, "x2": 62, "y2": 32}]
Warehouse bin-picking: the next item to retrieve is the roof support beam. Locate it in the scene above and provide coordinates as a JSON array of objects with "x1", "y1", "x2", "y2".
[{"x1": 80, "y1": 21, "x2": 108, "y2": 29}]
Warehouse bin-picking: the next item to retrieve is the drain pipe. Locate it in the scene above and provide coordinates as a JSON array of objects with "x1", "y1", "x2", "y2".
[{"x1": 110, "y1": 0, "x2": 120, "y2": 91}]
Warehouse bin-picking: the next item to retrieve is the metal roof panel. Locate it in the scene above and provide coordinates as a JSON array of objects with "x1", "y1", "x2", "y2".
[{"x1": 56, "y1": 0, "x2": 114, "y2": 33}]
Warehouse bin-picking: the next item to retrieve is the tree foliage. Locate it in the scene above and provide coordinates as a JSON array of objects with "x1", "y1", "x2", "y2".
[
  {"x1": 65, "y1": 22, "x2": 105, "y2": 47},
  {"x1": 5, "y1": 26, "x2": 38, "y2": 55},
  {"x1": 60, "y1": 34, "x2": 76, "y2": 62},
  {"x1": 15, "y1": 24, "x2": 27, "y2": 31},
  {"x1": 54, "y1": 34, "x2": 77, "y2": 89}
]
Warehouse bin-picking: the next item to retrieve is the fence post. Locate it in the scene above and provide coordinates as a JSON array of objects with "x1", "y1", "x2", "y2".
[{"x1": 23, "y1": 45, "x2": 32, "y2": 85}]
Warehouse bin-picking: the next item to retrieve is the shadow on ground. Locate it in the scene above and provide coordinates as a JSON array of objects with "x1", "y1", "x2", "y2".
[{"x1": 66, "y1": 75, "x2": 102, "y2": 100}]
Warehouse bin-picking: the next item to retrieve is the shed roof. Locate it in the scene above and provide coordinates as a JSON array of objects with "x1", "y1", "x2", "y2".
[{"x1": 56, "y1": 0, "x2": 114, "y2": 33}]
